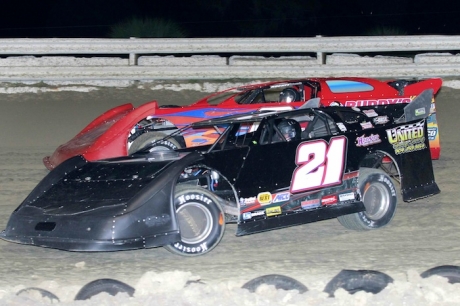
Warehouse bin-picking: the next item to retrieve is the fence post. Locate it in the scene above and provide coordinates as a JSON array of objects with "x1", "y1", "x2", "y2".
[
  {"x1": 129, "y1": 37, "x2": 139, "y2": 66},
  {"x1": 316, "y1": 35, "x2": 325, "y2": 65}
]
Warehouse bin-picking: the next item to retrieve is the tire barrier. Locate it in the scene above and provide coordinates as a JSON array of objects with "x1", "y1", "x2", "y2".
[
  {"x1": 16, "y1": 287, "x2": 60, "y2": 302},
  {"x1": 323, "y1": 269, "x2": 394, "y2": 297},
  {"x1": 420, "y1": 265, "x2": 460, "y2": 284},
  {"x1": 15, "y1": 265, "x2": 460, "y2": 302},
  {"x1": 241, "y1": 274, "x2": 308, "y2": 293},
  {"x1": 74, "y1": 278, "x2": 135, "y2": 301}
]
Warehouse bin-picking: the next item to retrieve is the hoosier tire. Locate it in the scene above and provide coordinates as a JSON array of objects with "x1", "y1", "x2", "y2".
[
  {"x1": 164, "y1": 185, "x2": 226, "y2": 256},
  {"x1": 128, "y1": 132, "x2": 181, "y2": 154},
  {"x1": 338, "y1": 168, "x2": 397, "y2": 230}
]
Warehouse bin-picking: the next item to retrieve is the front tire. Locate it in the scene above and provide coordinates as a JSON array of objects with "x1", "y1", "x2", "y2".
[
  {"x1": 164, "y1": 185, "x2": 225, "y2": 256},
  {"x1": 128, "y1": 132, "x2": 181, "y2": 154},
  {"x1": 338, "y1": 168, "x2": 397, "y2": 230}
]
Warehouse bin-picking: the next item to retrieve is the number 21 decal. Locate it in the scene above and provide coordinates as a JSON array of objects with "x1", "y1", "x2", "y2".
[{"x1": 290, "y1": 136, "x2": 347, "y2": 193}]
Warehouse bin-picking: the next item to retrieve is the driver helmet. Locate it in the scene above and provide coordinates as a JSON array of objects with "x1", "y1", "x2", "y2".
[
  {"x1": 277, "y1": 119, "x2": 300, "y2": 141},
  {"x1": 279, "y1": 88, "x2": 300, "y2": 103}
]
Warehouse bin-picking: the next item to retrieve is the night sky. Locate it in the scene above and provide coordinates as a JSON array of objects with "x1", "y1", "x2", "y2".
[{"x1": 1, "y1": 0, "x2": 460, "y2": 38}]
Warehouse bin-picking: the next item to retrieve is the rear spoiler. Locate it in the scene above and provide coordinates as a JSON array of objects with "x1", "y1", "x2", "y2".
[{"x1": 403, "y1": 89, "x2": 433, "y2": 122}]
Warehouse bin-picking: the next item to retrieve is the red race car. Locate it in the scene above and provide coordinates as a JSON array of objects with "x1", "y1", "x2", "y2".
[{"x1": 43, "y1": 77, "x2": 442, "y2": 170}]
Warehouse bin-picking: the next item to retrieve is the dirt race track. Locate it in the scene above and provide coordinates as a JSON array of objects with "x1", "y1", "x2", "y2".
[{"x1": 0, "y1": 82, "x2": 459, "y2": 301}]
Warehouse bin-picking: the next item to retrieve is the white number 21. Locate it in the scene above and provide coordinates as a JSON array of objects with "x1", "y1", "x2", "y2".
[{"x1": 290, "y1": 136, "x2": 346, "y2": 193}]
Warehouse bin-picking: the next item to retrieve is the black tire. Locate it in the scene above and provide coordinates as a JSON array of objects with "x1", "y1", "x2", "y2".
[
  {"x1": 74, "y1": 278, "x2": 135, "y2": 300},
  {"x1": 164, "y1": 185, "x2": 225, "y2": 256},
  {"x1": 128, "y1": 132, "x2": 181, "y2": 154},
  {"x1": 420, "y1": 265, "x2": 460, "y2": 283},
  {"x1": 324, "y1": 269, "x2": 393, "y2": 297},
  {"x1": 338, "y1": 168, "x2": 397, "y2": 230},
  {"x1": 16, "y1": 287, "x2": 60, "y2": 302},
  {"x1": 242, "y1": 274, "x2": 308, "y2": 293}
]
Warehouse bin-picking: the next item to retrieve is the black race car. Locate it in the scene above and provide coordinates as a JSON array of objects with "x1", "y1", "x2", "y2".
[{"x1": 1, "y1": 90, "x2": 440, "y2": 256}]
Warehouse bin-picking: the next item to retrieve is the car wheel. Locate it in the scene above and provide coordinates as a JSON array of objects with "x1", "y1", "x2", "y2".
[
  {"x1": 128, "y1": 132, "x2": 181, "y2": 154},
  {"x1": 164, "y1": 185, "x2": 225, "y2": 256},
  {"x1": 338, "y1": 168, "x2": 397, "y2": 230}
]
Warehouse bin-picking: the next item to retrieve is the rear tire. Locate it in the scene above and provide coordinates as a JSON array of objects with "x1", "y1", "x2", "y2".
[
  {"x1": 338, "y1": 168, "x2": 397, "y2": 230},
  {"x1": 128, "y1": 132, "x2": 181, "y2": 154},
  {"x1": 164, "y1": 185, "x2": 225, "y2": 256}
]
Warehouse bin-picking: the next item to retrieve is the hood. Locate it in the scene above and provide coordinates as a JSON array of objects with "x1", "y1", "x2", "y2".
[{"x1": 22, "y1": 152, "x2": 186, "y2": 216}]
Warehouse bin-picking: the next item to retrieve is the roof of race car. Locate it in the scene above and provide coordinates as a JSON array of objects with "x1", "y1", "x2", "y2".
[{"x1": 191, "y1": 109, "x2": 283, "y2": 127}]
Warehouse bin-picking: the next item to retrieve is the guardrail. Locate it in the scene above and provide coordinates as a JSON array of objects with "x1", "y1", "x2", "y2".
[{"x1": 0, "y1": 36, "x2": 460, "y2": 81}]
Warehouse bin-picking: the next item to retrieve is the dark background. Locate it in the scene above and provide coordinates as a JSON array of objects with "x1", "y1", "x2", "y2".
[{"x1": 1, "y1": 0, "x2": 460, "y2": 38}]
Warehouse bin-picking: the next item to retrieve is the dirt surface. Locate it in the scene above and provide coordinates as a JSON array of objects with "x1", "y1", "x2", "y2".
[{"x1": 0, "y1": 83, "x2": 459, "y2": 304}]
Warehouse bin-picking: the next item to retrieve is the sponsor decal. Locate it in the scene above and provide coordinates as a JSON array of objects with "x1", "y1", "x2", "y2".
[
  {"x1": 373, "y1": 116, "x2": 389, "y2": 125},
  {"x1": 363, "y1": 109, "x2": 378, "y2": 117},
  {"x1": 427, "y1": 127, "x2": 438, "y2": 141},
  {"x1": 242, "y1": 210, "x2": 265, "y2": 220},
  {"x1": 360, "y1": 121, "x2": 374, "y2": 129},
  {"x1": 272, "y1": 192, "x2": 290, "y2": 203},
  {"x1": 257, "y1": 192, "x2": 272, "y2": 205},
  {"x1": 356, "y1": 134, "x2": 381, "y2": 147},
  {"x1": 301, "y1": 199, "x2": 321, "y2": 210},
  {"x1": 339, "y1": 192, "x2": 355, "y2": 202},
  {"x1": 337, "y1": 122, "x2": 347, "y2": 132},
  {"x1": 386, "y1": 121, "x2": 426, "y2": 155},
  {"x1": 345, "y1": 98, "x2": 411, "y2": 107},
  {"x1": 266, "y1": 206, "x2": 282, "y2": 217},
  {"x1": 239, "y1": 197, "x2": 256, "y2": 207},
  {"x1": 415, "y1": 107, "x2": 426, "y2": 116},
  {"x1": 321, "y1": 195, "x2": 338, "y2": 206}
]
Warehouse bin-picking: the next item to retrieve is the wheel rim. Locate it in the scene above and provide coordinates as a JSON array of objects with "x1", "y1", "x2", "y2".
[
  {"x1": 362, "y1": 183, "x2": 390, "y2": 220},
  {"x1": 176, "y1": 203, "x2": 213, "y2": 244}
]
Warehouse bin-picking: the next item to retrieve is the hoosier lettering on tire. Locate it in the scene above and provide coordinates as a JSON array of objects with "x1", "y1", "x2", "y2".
[
  {"x1": 337, "y1": 168, "x2": 397, "y2": 230},
  {"x1": 164, "y1": 185, "x2": 226, "y2": 256}
]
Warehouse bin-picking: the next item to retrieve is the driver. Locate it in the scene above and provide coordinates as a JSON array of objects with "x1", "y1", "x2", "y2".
[
  {"x1": 277, "y1": 119, "x2": 300, "y2": 141},
  {"x1": 279, "y1": 88, "x2": 300, "y2": 103}
]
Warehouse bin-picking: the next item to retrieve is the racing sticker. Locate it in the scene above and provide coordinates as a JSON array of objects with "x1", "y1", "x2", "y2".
[
  {"x1": 242, "y1": 210, "x2": 265, "y2": 220},
  {"x1": 356, "y1": 134, "x2": 381, "y2": 147},
  {"x1": 427, "y1": 127, "x2": 438, "y2": 141},
  {"x1": 373, "y1": 116, "x2": 389, "y2": 125},
  {"x1": 386, "y1": 121, "x2": 426, "y2": 155},
  {"x1": 257, "y1": 192, "x2": 272, "y2": 205},
  {"x1": 291, "y1": 136, "x2": 346, "y2": 193},
  {"x1": 415, "y1": 107, "x2": 426, "y2": 116},
  {"x1": 339, "y1": 192, "x2": 355, "y2": 202},
  {"x1": 345, "y1": 98, "x2": 411, "y2": 107},
  {"x1": 301, "y1": 199, "x2": 321, "y2": 210},
  {"x1": 363, "y1": 109, "x2": 378, "y2": 117},
  {"x1": 321, "y1": 195, "x2": 338, "y2": 206},
  {"x1": 239, "y1": 197, "x2": 256, "y2": 207},
  {"x1": 266, "y1": 206, "x2": 282, "y2": 217},
  {"x1": 336, "y1": 122, "x2": 347, "y2": 132},
  {"x1": 272, "y1": 192, "x2": 290, "y2": 203},
  {"x1": 360, "y1": 121, "x2": 374, "y2": 129}
]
